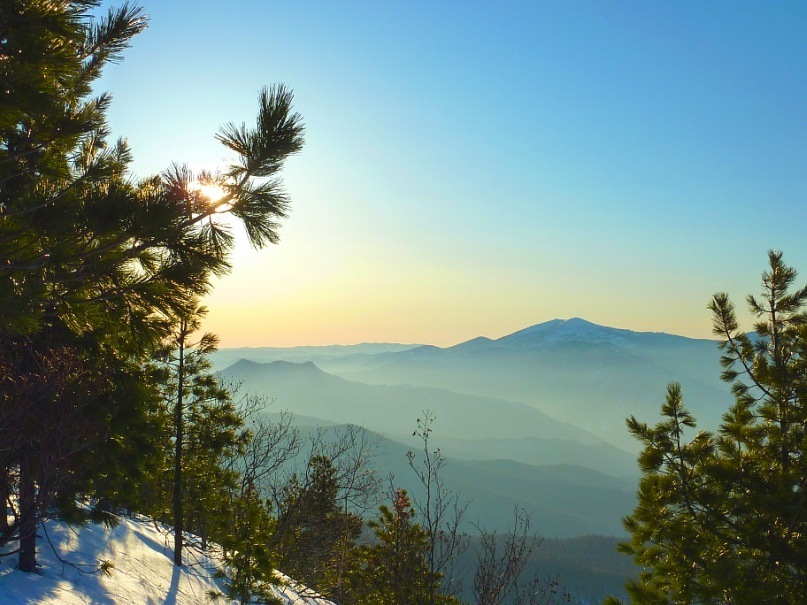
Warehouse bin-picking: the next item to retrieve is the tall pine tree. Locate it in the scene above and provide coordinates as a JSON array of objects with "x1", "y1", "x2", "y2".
[
  {"x1": 0, "y1": 0, "x2": 303, "y2": 571},
  {"x1": 349, "y1": 489, "x2": 459, "y2": 605},
  {"x1": 616, "y1": 251, "x2": 807, "y2": 604},
  {"x1": 152, "y1": 303, "x2": 237, "y2": 566}
]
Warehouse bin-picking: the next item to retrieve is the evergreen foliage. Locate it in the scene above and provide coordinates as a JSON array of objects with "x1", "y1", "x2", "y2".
[
  {"x1": 0, "y1": 0, "x2": 303, "y2": 572},
  {"x1": 272, "y1": 454, "x2": 363, "y2": 599},
  {"x1": 218, "y1": 479, "x2": 280, "y2": 605},
  {"x1": 150, "y1": 303, "x2": 242, "y2": 564},
  {"x1": 349, "y1": 489, "x2": 459, "y2": 605},
  {"x1": 616, "y1": 251, "x2": 807, "y2": 604}
]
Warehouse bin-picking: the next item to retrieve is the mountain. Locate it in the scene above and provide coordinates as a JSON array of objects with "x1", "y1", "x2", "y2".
[
  {"x1": 456, "y1": 534, "x2": 636, "y2": 603},
  {"x1": 220, "y1": 359, "x2": 601, "y2": 444},
  {"x1": 303, "y1": 318, "x2": 732, "y2": 451},
  {"x1": 217, "y1": 317, "x2": 732, "y2": 452},
  {"x1": 440, "y1": 458, "x2": 634, "y2": 536},
  {"x1": 492, "y1": 317, "x2": 659, "y2": 348},
  {"x1": 218, "y1": 358, "x2": 639, "y2": 477},
  {"x1": 435, "y1": 435, "x2": 638, "y2": 478},
  {"x1": 210, "y1": 342, "x2": 421, "y2": 372},
  {"x1": 212, "y1": 318, "x2": 732, "y2": 538}
]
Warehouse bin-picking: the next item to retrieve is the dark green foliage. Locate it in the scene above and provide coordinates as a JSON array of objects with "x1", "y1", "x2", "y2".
[
  {"x1": 0, "y1": 0, "x2": 303, "y2": 571},
  {"x1": 148, "y1": 304, "x2": 243, "y2": 565},
  {"x1": 0, "y1": 340, "x2": 103, "y2": 520},
  {"x1": 138, "y1": 310, "x2": 287, "y2": 603},
  {"x1": 348, "y1": 489, "x2": 459, "y2": 605},
  {"x1": 617, "y1": 251, "x2": 807, "y2": 604},
  {"x1": 272, "y1": 455, "x2": 363, "y2": 599},
  {"x1": 219, "y1": 482, "x2": 281, "y2": 605},
  {"x1": 0, "y1": 7, "x2": 153, "y2": 566},
  {"x1": 181, "y1": 390, "x2": 244, "y2": 545}
]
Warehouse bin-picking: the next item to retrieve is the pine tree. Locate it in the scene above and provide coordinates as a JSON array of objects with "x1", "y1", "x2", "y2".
[
  {"x1": 0, "y1": 332, "x2": 134, "y2": 569},
  {"x1": 0, "y1": 0, "x2": 303, "y2": 571},
  {"x1": 151, "y1": 303, "x2": 239, "y2": 565},
  {"x1": 218, "y1": 478, "x2": 280, "y2": 605},
  {"x1": 616, "y1": 251, "x2": 807, "y2": 603},
  {"x1": 350, "y1": 489, "x2": 459, "y2": 605},
  {"x1": 273, "y1": 455, "x2": 363, "y2": 597},
  {"x1": 182, "y1": 381, "x2": 244, "y2": 549}
]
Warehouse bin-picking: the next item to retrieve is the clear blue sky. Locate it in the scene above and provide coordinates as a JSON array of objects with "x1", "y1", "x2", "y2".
[{"x1": 96, "y1": 1, "x2": 807, "y2": 346}]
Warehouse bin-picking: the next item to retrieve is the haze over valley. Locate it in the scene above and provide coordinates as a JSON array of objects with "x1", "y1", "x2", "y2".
[
  {"x1": 215, "y1": 318, "x2": 731, "y2": 452},
  {"x1": 215, "y1": 318, "x2": 730, "y2": 536}
]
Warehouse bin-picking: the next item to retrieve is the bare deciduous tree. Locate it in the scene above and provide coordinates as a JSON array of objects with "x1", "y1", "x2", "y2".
[
  {"x1": 233, "y1": 393, "x2": 302, "y2": 502},
  {"x1": 407, "y1": 411, "x2": 470, "y2": 600},
  {"x1": 473, "y1": 507, "x2": 570, "y2": 605}
]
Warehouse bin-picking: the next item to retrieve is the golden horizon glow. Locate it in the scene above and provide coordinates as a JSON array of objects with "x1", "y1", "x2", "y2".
[
  {"x1": 107, "y1": 4, "x2": 805, "y2": 351},
  {"x1": 201, "y1": 241, "x2": 729, "y2": 349}
]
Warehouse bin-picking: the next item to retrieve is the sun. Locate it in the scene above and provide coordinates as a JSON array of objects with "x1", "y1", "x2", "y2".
[{"x1": 195, "y1": 182, "x2": 226, "y2": 203}]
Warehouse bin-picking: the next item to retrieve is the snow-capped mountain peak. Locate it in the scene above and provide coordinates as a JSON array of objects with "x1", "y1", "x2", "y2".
[{"x1": 495, "y1": 317, "x2": 636, "y2": 348}]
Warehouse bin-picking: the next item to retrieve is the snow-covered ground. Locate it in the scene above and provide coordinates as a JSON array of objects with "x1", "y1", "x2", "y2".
[{"x1": 0, "y1": 514, "x2": 334, "y2": 604}]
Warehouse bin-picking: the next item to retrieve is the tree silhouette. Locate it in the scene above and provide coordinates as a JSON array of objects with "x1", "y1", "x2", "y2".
[{"x1": 0, "y1": 0, "x2": 303, "y2": 571}]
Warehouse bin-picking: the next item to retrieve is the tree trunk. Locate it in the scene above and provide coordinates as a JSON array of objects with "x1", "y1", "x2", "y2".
[
  {"x1": 18, "y1": 459, "x2": 38, "y2": 572},
  {"x1": 173, "y1": 335, "x2": 185, "y2": 566},
  {"x1": 0, "y1": 469, "x2": 9, "y2": 533}
]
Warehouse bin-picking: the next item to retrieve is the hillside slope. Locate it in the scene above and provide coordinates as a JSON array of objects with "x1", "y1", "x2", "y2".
[
  {"x1": 0, "y1": 515, "x2": 332, "y2": 605},
  {"x1": 279, "y1": 421, "x2": 635, "y2": 537}
]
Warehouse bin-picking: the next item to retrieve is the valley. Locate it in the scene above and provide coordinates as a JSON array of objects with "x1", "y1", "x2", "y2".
[{"x1": 214, "y1": 318, "x2": 729, "y2": 539}]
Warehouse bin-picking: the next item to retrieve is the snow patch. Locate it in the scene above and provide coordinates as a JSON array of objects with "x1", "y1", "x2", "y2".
[
  {"x1": 0, "y1": 515, "x2": 334, "y2": 605},
  {"x1": 497, "y1": 317, "x2": 636, "y2": 347}
]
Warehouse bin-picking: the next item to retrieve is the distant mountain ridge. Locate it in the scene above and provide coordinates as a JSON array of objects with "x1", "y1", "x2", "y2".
[
  {"x1": 220, "y1": 358, "x2": 611, "y2": 446},
  {"x1": 410, "y1": 317, "x2": 713, "y2": 355},
  {"x1": 494, "y1": 317, "x2": 697, "y2": 347},
  {"x1": 217, "y1": 318, "x2": 731, "y2": 453},
  {"x1": 214, "y1": 319, "x2": 730, "y2": 541},
  {"x1": 213, "y1": 318, "x2": 711, "y2": 368},
  {"x1": 341, "y1": 319, "x2": 730, "y2": 449},
  {"x1": 210, "y1": 342, "x2": 421, "y2": 371}
]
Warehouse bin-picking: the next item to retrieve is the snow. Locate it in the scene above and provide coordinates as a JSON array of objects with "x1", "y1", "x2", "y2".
[
  {"x1": 0, "y1": 514, "x2": 334, "y2": 605},
  {"x1": 498, "y1": 317, "x2": 638, "y2": 347},
  {"x1": 494, "y1": 317, "x2": 684, "y2": 349}
]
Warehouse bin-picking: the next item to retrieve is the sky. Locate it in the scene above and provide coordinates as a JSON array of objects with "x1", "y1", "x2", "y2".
[{"x1": 95, "y1": 1, "x2": 807, "y2": 347}]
